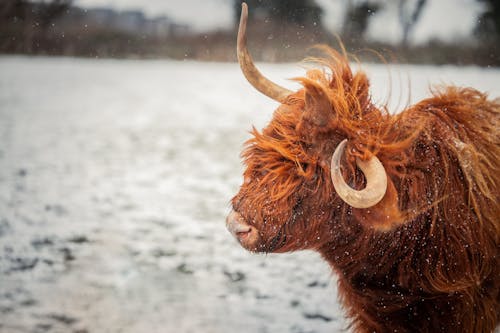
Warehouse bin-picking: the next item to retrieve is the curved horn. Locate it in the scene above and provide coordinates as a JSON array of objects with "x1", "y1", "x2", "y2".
[
  {"x1": 237, "y1": 2, "x2": 292, "y2": 102},
  {"x1": 330, "y1": 139, "x2": 388, "y2": 209}
]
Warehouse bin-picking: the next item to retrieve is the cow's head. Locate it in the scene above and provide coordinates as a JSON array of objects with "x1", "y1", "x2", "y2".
[{"x1": 227, "y1": 3, "x2": 401, "y2": 253}]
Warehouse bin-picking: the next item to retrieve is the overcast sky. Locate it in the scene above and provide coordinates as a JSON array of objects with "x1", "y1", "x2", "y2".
[{"x1": 74, "y1": 0, "x2": 484, "y2": 45}]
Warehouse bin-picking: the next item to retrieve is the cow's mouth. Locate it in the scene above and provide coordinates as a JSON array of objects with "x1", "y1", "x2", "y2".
[{"x1": 226, "y1": 210, "x2": 261, "y2": 251}]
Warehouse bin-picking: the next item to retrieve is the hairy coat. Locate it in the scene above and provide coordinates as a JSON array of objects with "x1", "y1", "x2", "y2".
[{"x1": 229, "y1": 49, "x2": 500, "y2": 332}]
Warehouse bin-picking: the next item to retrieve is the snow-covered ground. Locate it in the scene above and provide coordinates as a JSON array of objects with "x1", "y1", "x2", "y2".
[{"x1": 0, "y1": 56, "x2": 498, "y2": 333}]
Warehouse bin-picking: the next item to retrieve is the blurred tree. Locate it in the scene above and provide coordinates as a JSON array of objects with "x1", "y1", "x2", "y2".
[
  {"x1": 36, "y1": 0, "x2": 73, "y2": 30},
  {"x1": 0, "y1": 0, "x2": 28, "y2": 23},
  {"x1": 475, "y1": 0, "x2": 500, "y2": 42},
  {"x1": 0, "y1": 0, "x2": 34, "y2": 52},
  {"x1": 341, "y1": 0, "x2": 381, "y2": 44},
  {"x1": 0, "y1": 0, "x2": 71, "y2": 26},
  {"x1": 0, "y1": 0, "x2": 72, "y2": 53},
  {"x1": 398, "y1": 0, "x2": 427, "y2": 47},
  {"x1": 233, "y1": 0, "x2": 323, "y2": 27}
]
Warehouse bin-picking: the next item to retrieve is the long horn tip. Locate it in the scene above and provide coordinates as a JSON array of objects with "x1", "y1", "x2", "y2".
[
  {"x1": 236, "y1": 1, "x2": 293, "y2": 103},
  {"x1": 238, "y1": 3, "x2": 248, "y2": 52},
  {"x1": 240, "y1": 3, "x2": 248, "y2": 26}
]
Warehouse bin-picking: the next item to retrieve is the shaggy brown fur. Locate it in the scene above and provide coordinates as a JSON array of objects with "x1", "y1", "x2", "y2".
[{"x1": 231, "y1": 48, "x2": 500, "y2": 332}]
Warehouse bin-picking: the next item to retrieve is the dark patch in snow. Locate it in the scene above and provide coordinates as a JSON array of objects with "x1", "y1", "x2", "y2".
[
  {"x1": 303, "y1": 312, "x2": 334, "y2": 322},
  {"x1": 31, "y1": 237, "x2": 55, "y2": 249},
  {"x1": 34, "y1": 323, "x2": 53, "y2": 332},
  {"x1": 44, "y1": 204, "x2": 68, "y2": 216},
  {"x1": 151, "y1": 248, "x2": 176, "y2": 258},
  {"x1": 0, "y1": 218, "x2": 10, "y2": 237},
  {"x1": 17, "y1": 168, "x2": 27, "y2": 177},
  {"x1": 19, "y1": 298, "x2": 37, "y2": 307},
  {"x1": 223, "y1": 269, "x2": 246, "y2": 282},
  {"x1": 176, "y1": 263, "x2": 194, "y2": 274},
  {"x1": 67, "y1": 235, "x2": 90, "y2": 244},
  {"x1": 46, "y1": 313, "x2": 78, "y2": 325},
  {"x1": 59, "y1": 247, "x2": 75, "y2": 262},
  {"x1": 8, "y1": 257, "x2": 39, "y2": 272},
  {"x1": 42, "y1": 259, "x2": 54, "y2": 266},
  {"x1": 254, "y1": 290, "x2": 271, "y2": 299},
  {"x1": 0, "y1": 306, "x2": 13, "y2": 313},
  {"x1": 306, "y1": 280, "x2": 328, "y2": 288}
]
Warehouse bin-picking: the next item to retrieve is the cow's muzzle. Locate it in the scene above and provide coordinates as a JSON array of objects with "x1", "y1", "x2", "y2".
[{"x1": 226, "y1": 210, "x2": 260, "y2": 250}]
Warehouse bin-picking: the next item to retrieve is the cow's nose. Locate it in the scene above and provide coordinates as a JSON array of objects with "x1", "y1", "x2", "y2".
[{"x1": 226, "y1": 210, "x2": 257, "y2": 242}]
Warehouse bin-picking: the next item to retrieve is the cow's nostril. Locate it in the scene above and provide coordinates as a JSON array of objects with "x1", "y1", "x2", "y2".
[{"x1": 236, "y1": 227, "x2": 252, "y2": 238}]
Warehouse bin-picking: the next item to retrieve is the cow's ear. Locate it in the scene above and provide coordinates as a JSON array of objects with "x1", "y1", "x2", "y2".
[
  {"x1": 352, "y1": 177, "x2": 404, "y2": 231},
  {"x1": 302, "y1": 84, "x2": 332, "y2": 127}
]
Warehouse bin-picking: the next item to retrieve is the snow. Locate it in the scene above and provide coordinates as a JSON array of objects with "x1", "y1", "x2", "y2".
[{"x1": 0, "y1": 56, "x2": 499, "y2": 333}]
